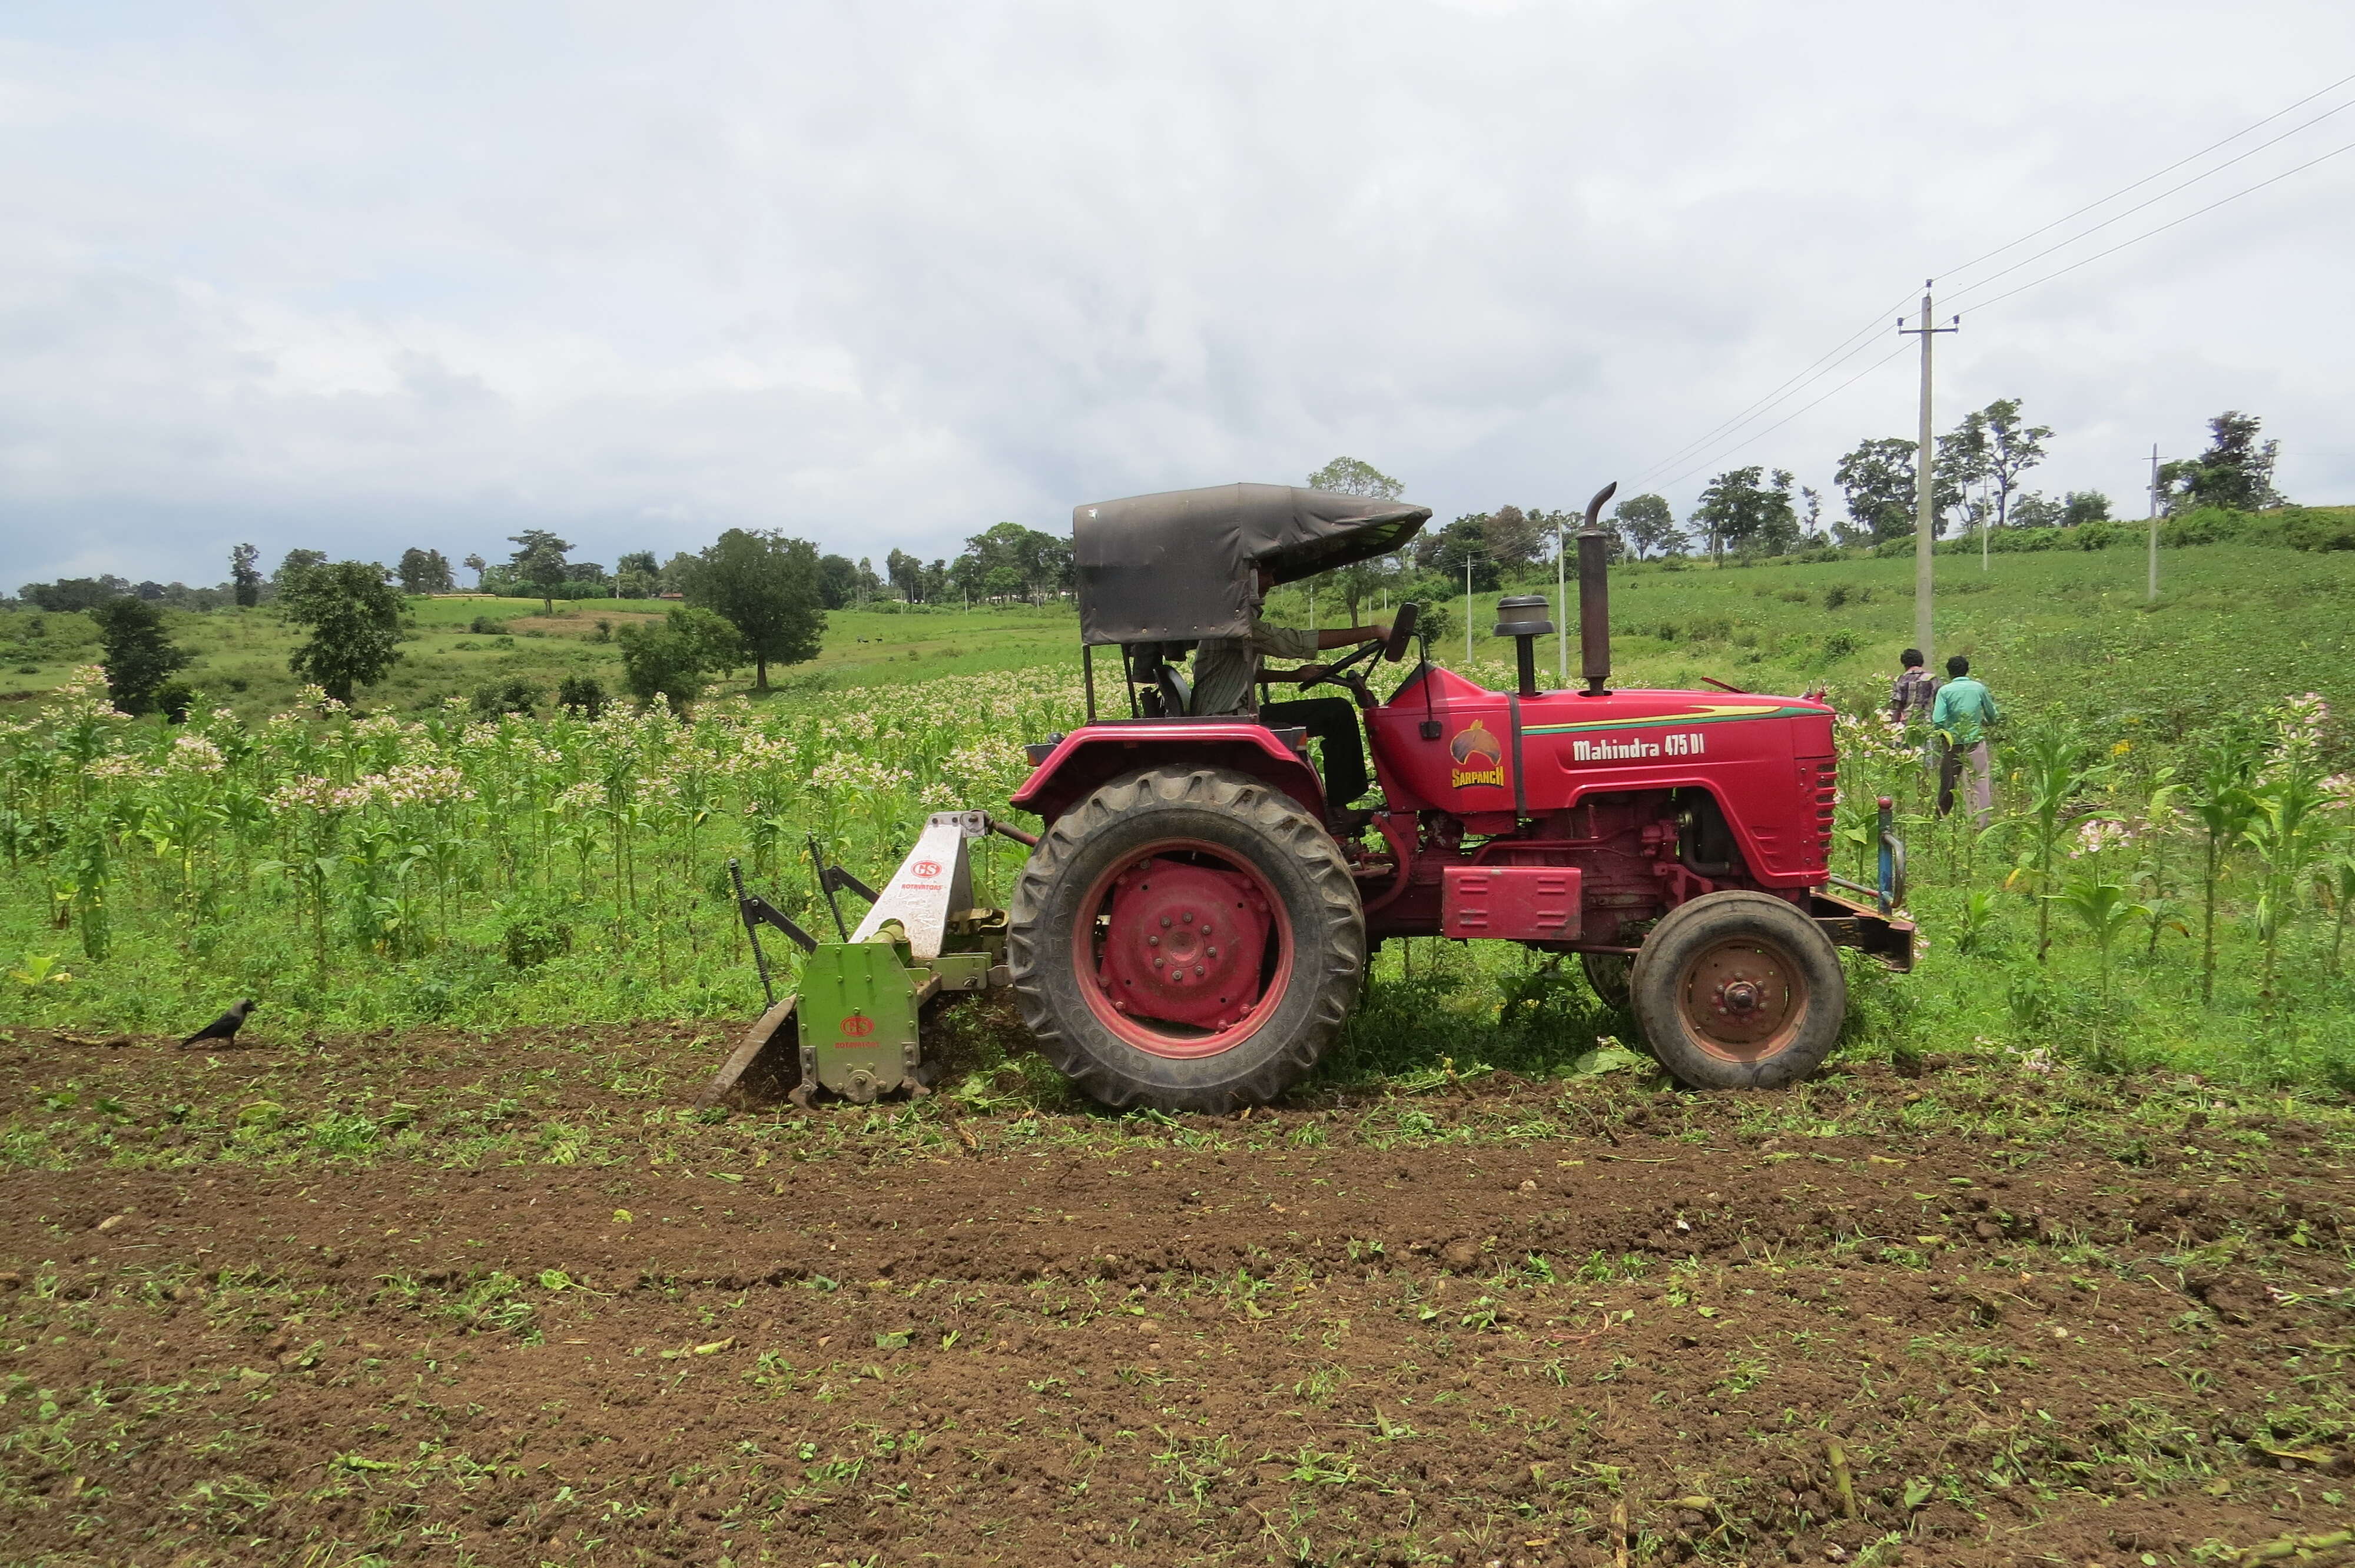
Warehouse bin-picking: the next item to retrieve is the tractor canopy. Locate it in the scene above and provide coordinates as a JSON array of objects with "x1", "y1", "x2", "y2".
[{"x1": 1074, "y1": 483, "x2": 1432, "y2": 646}]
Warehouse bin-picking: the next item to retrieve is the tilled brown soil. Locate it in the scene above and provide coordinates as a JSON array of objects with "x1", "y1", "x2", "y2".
[{"x1": 1, "y1": 1028, "x2": 2351, "y2": 1567}]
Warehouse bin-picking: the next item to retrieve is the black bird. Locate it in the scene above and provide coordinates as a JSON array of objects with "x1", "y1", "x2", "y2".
[{"x1": 181, "y1": 999, "x2": 254, "y2": 1048}]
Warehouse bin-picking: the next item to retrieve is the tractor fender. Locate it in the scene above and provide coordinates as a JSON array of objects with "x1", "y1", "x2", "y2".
[{"x1": 1009, "y1": 723, "x2": 1327, "y2": 826}]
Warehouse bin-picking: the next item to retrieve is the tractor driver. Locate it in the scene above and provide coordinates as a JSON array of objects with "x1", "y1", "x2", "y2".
[{"x1": 1189, "y1": 564, "x2": 1389, "y2": 810}]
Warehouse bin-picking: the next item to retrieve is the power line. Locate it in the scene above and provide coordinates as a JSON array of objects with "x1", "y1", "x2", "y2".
[
  {"x1": 1941, "y1": 95, "x2": 2355, "y2": 311},
  {"x1": 1956, "y1": 135, "x2": 2355, "y2": 317},
  {"x1": 1651, "y1": 342, "x2": 1913, "y2": 495},
  {"x1": 1626, "y1": 293, "x2": 1913, "y2": 490},
  {"x1": 1935, "y1": 67, "x2": 2355, "y2": 283},
  {"x1": 1622, "y1": 70, "x2": 2355, "y2": 501}
]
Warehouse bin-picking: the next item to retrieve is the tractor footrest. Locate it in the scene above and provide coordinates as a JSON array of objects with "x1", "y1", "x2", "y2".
[{"x1": 1809, "y1": 890, "x2": 1915, "y2": 972}]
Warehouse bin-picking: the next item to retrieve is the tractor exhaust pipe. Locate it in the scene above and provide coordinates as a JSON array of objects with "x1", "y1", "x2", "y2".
[{"x1": 1577, "y1": 481, "x2": 1617, "y2": 696}]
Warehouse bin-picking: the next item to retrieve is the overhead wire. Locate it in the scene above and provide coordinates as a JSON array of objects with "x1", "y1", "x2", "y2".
[
  {"x1": 1933, "y1": 67, "x2": 2355, "y2": 283},
  {"x1": 1618, "y1": 69, "x2": 2355, "y2": 499},
  {"x1": 1939, "y1": 95, "x2": 2355, "y2": 311},
  {"x1": 1952, "y1": 134, "x2": 2355, "y2": 318},
  {"x1": 1624, "y1": 291, "x2": 1915, "y2": 489},
  {"x1": 1649, "y1": 342, "x2": 1913, "y2": 496}
]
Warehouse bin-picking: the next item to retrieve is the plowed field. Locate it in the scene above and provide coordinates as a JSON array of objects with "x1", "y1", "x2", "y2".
[{"x1": 2, "y1": 1022, "x2": 2350, "y2": 1567}]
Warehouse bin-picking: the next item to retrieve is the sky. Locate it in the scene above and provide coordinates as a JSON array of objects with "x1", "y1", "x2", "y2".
[{"x1": 2, "y1": 1, "x2": 2350, "y2": 590}]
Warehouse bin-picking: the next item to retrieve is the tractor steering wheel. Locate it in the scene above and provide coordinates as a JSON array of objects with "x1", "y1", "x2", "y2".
[{"x1": 1306, "y1": 634, "x2": 1389, "y2": 689}]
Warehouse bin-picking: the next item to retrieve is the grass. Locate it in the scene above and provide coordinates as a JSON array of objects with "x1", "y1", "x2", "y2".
[
  {"x1": 5, "y1": 539, "x2": 2355, "y2": 1095},
  {"x1": 0, "y1": 595, "x2": 1082, "y2": 718}
]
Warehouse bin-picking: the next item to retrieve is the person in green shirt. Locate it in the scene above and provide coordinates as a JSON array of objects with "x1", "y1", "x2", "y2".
[{"x1": 1930, "y1": 653, "x2": 2000, "y2": 828}]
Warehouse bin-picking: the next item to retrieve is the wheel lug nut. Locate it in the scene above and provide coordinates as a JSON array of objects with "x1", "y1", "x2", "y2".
[
  {"x1": 1147, "y1": 935, "x2": 1159, "y2": 946},
  {"x1": 1160, "y1": 917, "x2": 1172, "y2": 929},
  {"x1": 1207, "y1": 946, "x2": 1218, "y2": 958},
  {"x1": 1182, "y1": 912, "x2": 1194, "y2": 923}
]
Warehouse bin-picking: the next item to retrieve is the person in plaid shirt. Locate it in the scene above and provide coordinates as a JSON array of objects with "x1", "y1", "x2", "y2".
[{"x1": 1888, "y1": 647, "x2": 1936, "y2": 726}]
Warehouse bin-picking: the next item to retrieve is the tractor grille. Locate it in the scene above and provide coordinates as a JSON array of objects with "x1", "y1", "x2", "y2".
[{"x1": 1811, "y1": 759, "x2": 1838, "y2": 864}]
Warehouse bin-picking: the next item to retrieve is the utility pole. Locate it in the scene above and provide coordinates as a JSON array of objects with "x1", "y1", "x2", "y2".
[
  {"x1": 1465, "y1": 555, "x2": 1475, "y2": 666},
  {"x1": 1556, "y1": 513, "x2": 1570, "y2": 688},
  {"x1": 1898, "y1": 283, "x2": 1958, "y2": 669},
  {"x1": 2147, "y1": 444, "x2": 2161, "y2": 602}
]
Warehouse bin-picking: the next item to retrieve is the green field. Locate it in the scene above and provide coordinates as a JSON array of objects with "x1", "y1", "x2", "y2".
[
  {"x1": 0, "y1": 595, "x2": 1085, "y2": 717},
  {"x1": 5, "y1": 537, "x2": 2355, "y2": 1094}
]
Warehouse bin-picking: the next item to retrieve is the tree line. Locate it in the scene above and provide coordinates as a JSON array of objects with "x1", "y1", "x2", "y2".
[{"x1": 1315, "y1": 406, "x2": 2292, "y2": 595}]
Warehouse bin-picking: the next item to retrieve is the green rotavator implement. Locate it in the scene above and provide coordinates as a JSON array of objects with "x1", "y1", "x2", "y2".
[
  {"x1": 696, "y1": 811, "x2": 1030, "y2": 1109},
  {"x1": 701, "y1": 480, "x2": 1910, "y2": 1115}
]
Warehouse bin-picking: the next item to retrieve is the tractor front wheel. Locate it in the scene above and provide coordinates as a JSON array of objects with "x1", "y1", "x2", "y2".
[
  {"x1": 1007, "y1": 767, "x2": 1364, "y2": 1113},
  {"x1": 1629, "y1": 890, "x2": 1845, "y2": 1089}
]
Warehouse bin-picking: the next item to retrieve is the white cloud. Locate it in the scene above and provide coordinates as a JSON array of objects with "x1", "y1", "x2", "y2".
[{"x1": 0, "y1": 0, "x2": 2349, "y2": 589}]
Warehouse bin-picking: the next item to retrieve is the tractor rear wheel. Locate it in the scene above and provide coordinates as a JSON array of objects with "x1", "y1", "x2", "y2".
[
  {"x1": 1628, "y1": 890, "x2": 1844, "y2": 1089},
  {"x1": 1007, "y1": 766, "x2": 1364, "y2": 1113}
]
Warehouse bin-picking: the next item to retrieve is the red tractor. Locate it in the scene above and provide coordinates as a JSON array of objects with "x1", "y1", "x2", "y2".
[
  {"x1": 998, "y1": 481, "x2": 1912, "y2": 1112},
  {"x1": 704, "y1": 481, "x2": 1911, "y2": 1115}
]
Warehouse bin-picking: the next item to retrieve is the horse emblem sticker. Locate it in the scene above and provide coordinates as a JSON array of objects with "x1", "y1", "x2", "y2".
[{"x1": 1449, "y1": 719, "x2": 1507, "y2": 789}]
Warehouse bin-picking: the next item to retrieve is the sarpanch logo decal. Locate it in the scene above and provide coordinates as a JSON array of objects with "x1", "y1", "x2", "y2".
[{"x1": 1449, "y1": 720, "x2": 1506, "y2": 789}]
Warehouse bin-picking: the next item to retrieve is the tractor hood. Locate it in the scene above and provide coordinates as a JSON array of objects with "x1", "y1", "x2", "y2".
[{"x1": 1074, "y1": 483, "x2": 1432, "y2": 646}]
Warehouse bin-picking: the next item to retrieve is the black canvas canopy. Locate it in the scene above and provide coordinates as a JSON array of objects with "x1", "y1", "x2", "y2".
[{"x1": 1074, "y1": 483, "x2": 1432, "y2": 647}]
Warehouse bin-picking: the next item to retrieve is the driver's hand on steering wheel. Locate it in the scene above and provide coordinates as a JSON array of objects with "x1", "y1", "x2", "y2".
[{"x1": 1291, "y1": 663, "x2": 1329, "y2": 683}]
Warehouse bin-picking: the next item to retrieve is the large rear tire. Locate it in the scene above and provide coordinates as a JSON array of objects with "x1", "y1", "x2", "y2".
[
  {"x1": 1007, "y1": 767, "x2": 1364, "y2": 1113},
  {"x1": 1628, "y1": 890, "x2": 1845, "y2": 1089}
]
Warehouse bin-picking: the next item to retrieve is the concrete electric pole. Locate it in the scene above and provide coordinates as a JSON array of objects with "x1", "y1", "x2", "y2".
[
  {"x1": 2147, "y1": 444, "x2": 2162, "y2": 602},
  {"x1": 1899, "y1": 284, "x2": 1958, "y2": 667}
]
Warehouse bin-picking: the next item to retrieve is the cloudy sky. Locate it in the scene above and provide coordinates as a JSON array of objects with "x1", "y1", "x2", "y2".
[{"x1": 2, "y1": 2, "x2": 2350, "y2": 589}]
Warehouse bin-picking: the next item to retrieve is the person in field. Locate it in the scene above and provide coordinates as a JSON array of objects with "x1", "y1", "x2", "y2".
[
  {"x1": 1932, "y1": 654, "x2": 2001, "y2": 828},
  {"x1": 1888, "y1": 647, "x2": 1936, "y2": 726},
  {"x1": 1189, "y1": 563, "x2": 1388, "y2": 806}
]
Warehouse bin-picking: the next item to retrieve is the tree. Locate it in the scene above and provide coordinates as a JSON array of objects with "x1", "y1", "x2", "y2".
[
  {"x1": 230, "y1": 543, "x2": 262, "y2": 607},
  {"x1": 1833, "y1": 437, "x2": 1921, "y2": 544},
  {"x1": 281, "y1": 562, "x2": 404, "y2": 704},
  {"x1": 2061, "y1": 490, "x2": 2111, "y2": 527},
  {"x1": 507, "y1": 530, "x2": 572, "y2": 614},
  {"x1": 1481, "y1": 506, "x2": 1544, "y2": 573},
  {"x1": 817, "y1": 554, "x2": 858, "y2": 610},
  {"x1": 1415, "y1": 516, "x2": 1498, "y2": 591},
  {"x1": 1972, "y1": 398, "x2": 2052, "y2": 531},
  {"x1": 1690, "y1": 467, "x2": 1797, "y2": 559},
  {"x1": 2010, "y1": 492, "x2": 2064, "y2": 529},
  {"x1": 676, "y1": 529, "x2": 825, "y2": 691},
  {"x1": 1611, "y1": 494, "x2": 1683, "y2": 559},
  {"x1": 954, "y1": 523, "x2": 1073, "y2": 604},
  {"x1": 19, "y1": 576, "x2": 131, "y2": 612},
  {"x1": 88, "y1": 596, "x2": 190, "y2": 716},
  {"x1": 397, "y1": 547, "x2": 455, "y2": 596},
  {"x1": 616, "y1": 607, "x2": 744, "y2": 713},
  {"x1": 921, "y1": 559, "x2": 949, "y2": 603},
  {"x1": 462, "y1": 553, "x2": 487, "y2": 589},
  {"x1": 616, "y1": 550, "x2": 659, "y2": 599},
  {"x1": 1306, "y1": 456, "x2": 1405, "y2": 499},
  {"x1": 276, "y1": 549, "x2": 327, "y2": 596},
  {"x1": 885, "y1": 547, "x2": 924, "y2": 602},
  {"x1": 2161, "y1": 410, "x2": 2284, "y2": 513}
]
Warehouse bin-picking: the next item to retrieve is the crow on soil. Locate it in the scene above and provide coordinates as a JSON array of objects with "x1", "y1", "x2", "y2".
[{"x1": 181, "y1": 999, "x2": 254, "y2": 1047}]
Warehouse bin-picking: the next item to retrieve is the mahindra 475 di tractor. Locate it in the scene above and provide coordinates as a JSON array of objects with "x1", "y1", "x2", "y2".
[{"x1": 702, "y1": 481, "x2": 1912, "y2": 1115}]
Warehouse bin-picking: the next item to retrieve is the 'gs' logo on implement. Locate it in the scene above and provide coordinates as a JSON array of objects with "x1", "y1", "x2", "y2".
[
  {"x1": 910, "y1": 859, "x2": 943, "y2": 879},
  {"x1": 838, "y1": 1014, "x2": 876, "y2": 1039},
  {"x1": 1449, "y1": 719, "x2": 1506, "y2": 789}
]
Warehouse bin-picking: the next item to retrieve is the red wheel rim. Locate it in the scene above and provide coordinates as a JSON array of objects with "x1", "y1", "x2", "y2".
[
  {"x1": 1673, "y1": 935, "x2": 1809, "y2": 1064},
  {"x1": 1073, "y1": 837, "x2": 1293, "y2": 1059}
]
